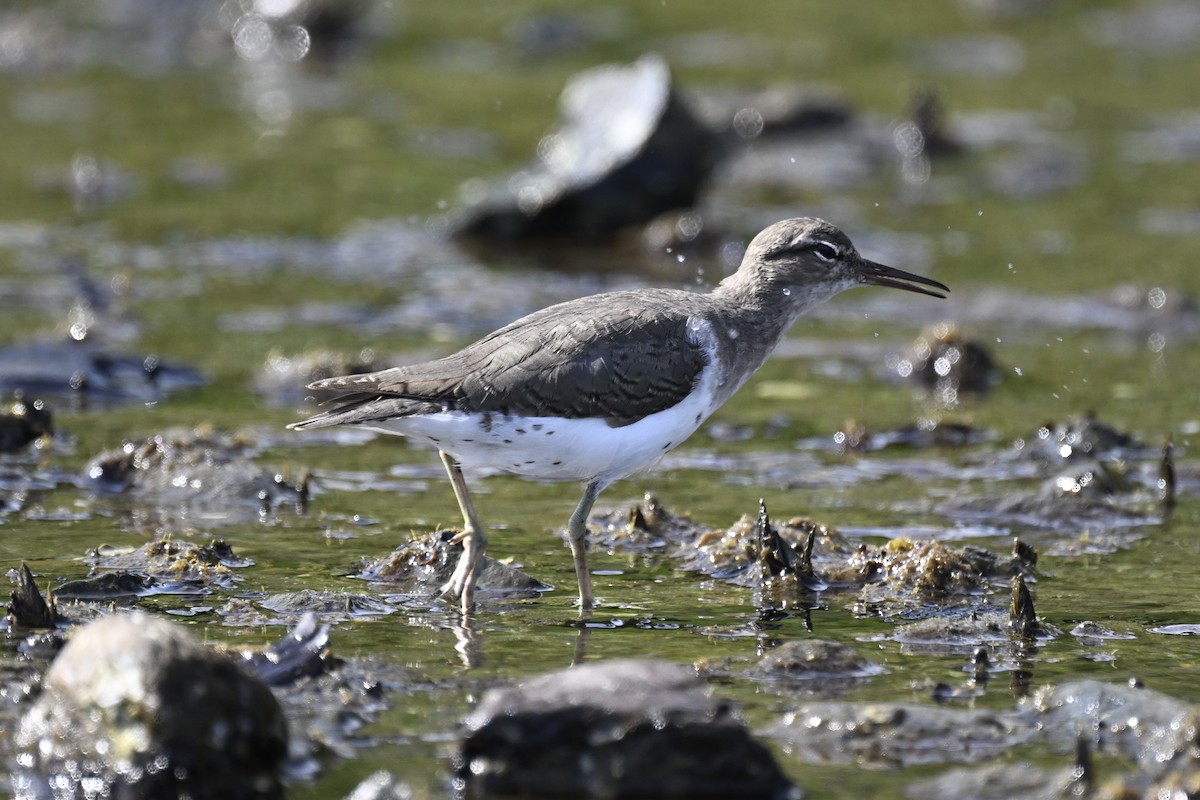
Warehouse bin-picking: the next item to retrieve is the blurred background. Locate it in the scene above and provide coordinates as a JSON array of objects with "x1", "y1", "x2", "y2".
[{"x1": 3, "y1": 1, "x2": 1200, "y2": 798}]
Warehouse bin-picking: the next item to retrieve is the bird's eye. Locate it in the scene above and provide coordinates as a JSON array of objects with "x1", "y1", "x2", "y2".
[{"x1": 810, "y1": 241, "x2": 839, "y2": 262}]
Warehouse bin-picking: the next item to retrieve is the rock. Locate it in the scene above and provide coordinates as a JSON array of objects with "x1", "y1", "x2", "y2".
[
  {"x1": 15, "y1": 611, "x2": 288, "y2": 800},
  {"x1": 53, "y1": 570, "x2": 157, "y2": 600},
  {"x1": 587, "y1": 492, "x2": 707, "y2": 554},
  {"x1": 745, "y1": 639, "x2": 884, "y2": 683},
  {"x1": 455, "y1": 658, "x2": 794, "y2": 798},
  {"x1": 0, "y1": 396, "x2": 52, "y2": 451},
  {"x1": 85, "y1": 537, "x2": 253, "y2": 590},
  {"x1": 763, "y1": 701, "x2": 1032, "y2": 767},
  {"x1": 452, "y1": 54, "x2": 721, "y2": 242},
  {"x1": 235, "y1": 612, "x2": 333, "y2": 687},
  {"x1": 6, "y1": 562, "x2": 59, "y2": 629},
  {"x1": 80, "y1": 427, "x2": 308, "y2": 518},
  {"x1": 356, "y1": 530, "x2": 550, "y2": 602},
  {"x1": 0, "y1": 341, "x2": 205, "y2": 407},
  {"x1": 1023, "y1": 679, "x2": 1200, "y2": 772},
  {"x1": 894, "y1": 321, "x2": 998, "y2": 403}
]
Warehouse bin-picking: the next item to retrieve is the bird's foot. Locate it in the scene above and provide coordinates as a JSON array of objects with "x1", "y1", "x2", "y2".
[{"x1": 438, "y1": 529, "x2": 481, "y2": 615}]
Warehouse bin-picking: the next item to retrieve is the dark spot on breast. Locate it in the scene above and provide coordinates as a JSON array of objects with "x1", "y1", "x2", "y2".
[
  {"x1": 663, "y1": 441, "x2": 673, "y2": 450},
  {"x1": 694, "y1": 413, "x2": 702, "y2": 424},
  {"x1": 503, "y1": 438, "x2": 512, "y2": 444},
  {"x1": 552, "y1": 460, "x2": 562, "y2": 466},
  {"x1": 515, "y1": 428, "x2": 526, "y2": 434},
  {"x1": 533, "y1": 424, "x2": 544, "y2": 432},
  {"x1": 480, "y1": 413, "x2": 494, "y2": 433},
  {"x1": 546, "y1": 430, "x2": 555, "y2": 436}
]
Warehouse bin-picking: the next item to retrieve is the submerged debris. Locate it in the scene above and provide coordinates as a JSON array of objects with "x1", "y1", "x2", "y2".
[
  {"x1": 80, "y1": 427, "x2": 309, "y2": 518},
  {"x1": 892, "y1": 571, "x2": 1058, "y2": 658},
  {"x1": 259, "y1": 590, "x2": 397, "y2": 621},
  {"x1": 456, "y1": 658, "x2": 794, "y2": 798},
  {"x1": 936, "y1": 413, "x2": 1167, "y2": 551},
  {"x1": 763, "y1": 701, "x2": 1032, "y2": 768},
  {"x1": 743, "y1": 639, "x2": 885, "y2": 686},
  {"x1": 588, "y1": 492, "x2": 707, "y2": 554},
  {"x1": 675, "y1": 503, "x2": 856, "y2": 586},
  {"x1": 0, "y1": 341, "x2": 205, "y2": 408},
  {"x1": 833, "y1": 417, "x2": 988, "y2": 453},
  {"x1": 85, "y1": 537, "x2": 253, "y2": 589},
  {"x1": 254, "y1": 348, "x2": 381, "y2": 408}
]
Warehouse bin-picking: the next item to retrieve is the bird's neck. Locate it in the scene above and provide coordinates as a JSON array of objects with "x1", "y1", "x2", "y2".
[
  {"x1": 712, "y1": 267, "x2": 819, "y2": 337},
  {"x1": 703, "y1": 269, "x2": 817, "y2": 399}
]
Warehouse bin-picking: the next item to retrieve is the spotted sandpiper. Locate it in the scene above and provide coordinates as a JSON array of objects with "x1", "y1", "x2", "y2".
[{"x1": 290, "y1": 217, "x2": 948, "y2": 614}]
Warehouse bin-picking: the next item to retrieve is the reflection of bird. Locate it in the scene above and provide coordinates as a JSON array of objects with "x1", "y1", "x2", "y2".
[{"x1": 291, "y1": 217, "x2": 948, "y2": 614}]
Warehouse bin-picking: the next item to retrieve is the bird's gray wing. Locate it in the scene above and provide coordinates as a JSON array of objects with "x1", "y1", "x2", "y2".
[{"x1": 295, "y1": 293, "x2": 709, "y2": 428}]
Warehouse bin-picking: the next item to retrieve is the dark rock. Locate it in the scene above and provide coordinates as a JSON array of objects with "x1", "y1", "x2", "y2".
[
  {"x1": 0, "y1": 396, "x2": 52, "y2": 451},
  {"x1": 236, "y1": 612, "x2": 333, "y2": 687},
  {"x1": 456, "y1": 658, "x2": 794, "y2": 798},
  {"x1": 54, "y1": 570, "x2": 157, "y2": 600},
  {"x1": 452, "y1": 54, "x2": 722, "y2": 242},
  {"x1": 6, "y1": 562, "x2": 59, "y2": 629},
  {"x1": 0, "y1": 341, "x2": 205, "y2": 408},
  {"x1": 895, "y1": 322, "x2": 999, "y2": 403},
  {"x1": 1021, "y1": 412, "x2": 1147, "y2": 466},
  {"x1": 15, "y1": 611, "x2": 288, "y2": 800}
]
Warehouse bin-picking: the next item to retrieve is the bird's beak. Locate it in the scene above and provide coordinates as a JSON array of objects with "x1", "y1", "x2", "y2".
[{"x1": 859, "y1": 259, "x2": 949, "y2": 299}]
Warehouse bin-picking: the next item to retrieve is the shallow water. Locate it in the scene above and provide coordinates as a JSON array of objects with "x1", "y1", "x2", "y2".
[{"x1": 2, "y1": 1, "x2": 1200, "y2": 798}]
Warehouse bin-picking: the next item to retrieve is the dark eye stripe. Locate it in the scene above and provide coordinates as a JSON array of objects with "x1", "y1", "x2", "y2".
[{"x1": 763, "y1": 238, "x2": 843, "y2": 262}]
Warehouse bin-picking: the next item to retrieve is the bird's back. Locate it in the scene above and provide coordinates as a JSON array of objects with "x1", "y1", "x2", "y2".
[{"x1": 291, "y1": 287, "x2": 715, "y2": 430}]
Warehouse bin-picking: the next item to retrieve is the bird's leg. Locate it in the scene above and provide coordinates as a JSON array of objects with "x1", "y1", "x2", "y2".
[
  {"x1": 438, "y1": 451, "x2": 486, "y2": 615},
  {"x1": 566, "y1": 480, "x2": 603, "y2": 613}
]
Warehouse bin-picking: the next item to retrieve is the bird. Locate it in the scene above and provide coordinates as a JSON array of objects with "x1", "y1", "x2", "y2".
[{"x1": 289, "y1": 217, "x2": 948, "y2": 615}]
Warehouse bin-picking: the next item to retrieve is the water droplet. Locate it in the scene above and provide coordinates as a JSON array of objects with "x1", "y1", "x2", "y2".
[
  {"x1": 1014, "y1": 366, "x2": 1023, "y2": 376},
  {"x1": 782, "y1": 287, "x2": 792, "y2": 296}
]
